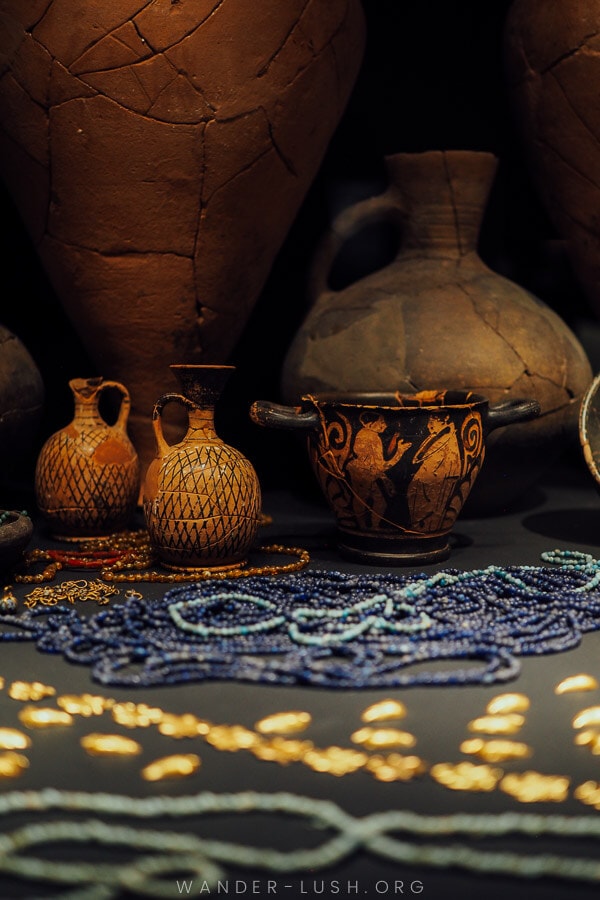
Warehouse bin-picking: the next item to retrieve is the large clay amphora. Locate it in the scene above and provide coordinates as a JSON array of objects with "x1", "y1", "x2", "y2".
[
  {"x1": 504, "y1": 0, "x2": 600, "y2": 319},
  {"x1": 280, "y1": 150, "x2": 592, "y2": 515},
  {"x1": 143, "y1": 365, "x2": 262, "y2": 571},
  {"x1": 0, "y1": 0, "x2": 365, "y2": 481},
  {"x1": 35, "y1": 377, "x2": 140, "y2": 538},
  {"x1": 251, "y1": 390, "x2": 540, "y2": 565}
]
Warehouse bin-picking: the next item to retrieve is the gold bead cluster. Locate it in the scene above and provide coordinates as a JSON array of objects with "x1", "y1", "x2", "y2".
[{"x1": 1, "y1": 672, "x2": 600, "y2": 802}]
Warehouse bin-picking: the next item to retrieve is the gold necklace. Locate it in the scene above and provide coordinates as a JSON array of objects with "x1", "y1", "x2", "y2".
[{"x1": 12, "y1": 528, "x2": 310, "y2": 586}]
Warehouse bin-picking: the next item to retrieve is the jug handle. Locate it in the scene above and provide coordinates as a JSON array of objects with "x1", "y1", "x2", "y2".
[
  {"x1": 152, "y1": 392, "x2": 196, "y2": 458},
  {"x1": 98, "y1": 380, "x2": 132, "y2": 434},
  {"x1": 308, "y1": 189, "x2": 406, "y2": 307},
  {"x1": 484, "y1": 398, "x2": 541, "y2": 434},
  {"x1": 250, "y1": 400, "x2": 319, "y2": 431}
]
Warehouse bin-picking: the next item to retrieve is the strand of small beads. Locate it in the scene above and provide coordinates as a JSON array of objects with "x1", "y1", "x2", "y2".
[
  {"x1": 0, "y1": 509, "x2": 28, "y2": 526},
  {"x1": 1, "y1": 788, "x2": 600, "y2": 896},
  {"x1": 2, "y1": 549, "x2": 600, "y2": 689},
  {"x1": 11, "y1": 528, "x2": 310, "y2": 585},
  {"x1": 98, "y1": 541, "x2": 311, "y2": 583}
]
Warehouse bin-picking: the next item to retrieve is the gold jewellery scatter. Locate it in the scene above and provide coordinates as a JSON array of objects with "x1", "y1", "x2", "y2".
[
  {"x1": 8, "y1": 681, "x2": 55, "y2": 702},
  {"x1": 485, "y1": 693, "x2": 530, "y2": 715},
  {"x1": 360, "y1": 699, "x2": 408, "y2": 722},
  {"x1": 0, "y1": 728, "x2": 31, "y2": 751},
  {"x1": 80, "y1": 734, "x2": 142, "y2": 758},
  {"x1": 459, "y1": 737, "x2": 533, "y2": 763},
  {"x1": 555, "y1": 673, "x2": 599, "y2": 694},
  {"x1": 97, "y1": 541, "x2": 311, "y2": 584},
  {"x1": 255, "y1": 711, "x2": 312, "y2": 735},
  {"x1": 1, "y1": 670, "x2": 599, "y2": 796},
  {"x1": 24, "y1": 580, "x2": 121, "y2": 609},
  {"x1": 466, "y1": 713, "x2": 525, "y2": 735},
  {"x1": 0, "y1": 585, "x2": 16, "y2": 611},
  {"x1": 58, "y1": 694, "x2": 114, "y2": 717},
  {"x1": 430, "y1": 761, "x2": 503, "y2": 793},
  {"x1": 572, "y1": 706, "x2": 600, "y2": 729},
  {"x1": 18, "y1": 707, "x2": 74, "y2": 728},
  {"x1": 0, "y1": 751, "x2": 29, "y2": 778},
  {"x1": 12, "y1": 529, "x2": 309, "y2": 585},
  {"x1": 500, "y1": 771, "x2": 571, "y2": 804},
  {"x1": 574, "y1": 730, "x2": 600, "y2": 754},
  {"x1": 574, "y1": 780, "x2": 600, "y2": 809},
  {"x1": 141, "y1": 753, "x2": 201, "y2": 782},
  {"x1": 364, "y1": 753, "x2": 426, "y2": 782},
  {"x1": 430, "y1": 762, "x2": 571, "y2": 802},
  {"x1": 5, "y1": 683, "x2": 430, "y2": 783},
  {"x1": 350, "y1": 726, "x2": 417, "y2": 750}
]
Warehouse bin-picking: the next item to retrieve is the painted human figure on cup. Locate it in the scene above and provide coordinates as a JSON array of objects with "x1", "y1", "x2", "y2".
[
  {"x1": 345, "y1": 411, "x2": 411, "y2": 527},
  {"x1": 406, "y1": 414, "x2": 463, "y2": 533},
  {"x1": 315, "y1": 404, "x2": 483, "y2": 538}
]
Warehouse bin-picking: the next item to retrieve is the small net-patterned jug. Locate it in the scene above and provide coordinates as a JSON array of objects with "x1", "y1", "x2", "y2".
[
  {"x1": 143, "y1": 365, "x2": 262, "y2": 571},
  {"x1": 35, "y1": 377, "x2": 140, "y2": 539}
]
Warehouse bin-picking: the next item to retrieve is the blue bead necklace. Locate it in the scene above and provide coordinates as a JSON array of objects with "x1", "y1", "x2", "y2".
[{"x1": 2, "y1": 549, "x2": 600, "y2": 689}]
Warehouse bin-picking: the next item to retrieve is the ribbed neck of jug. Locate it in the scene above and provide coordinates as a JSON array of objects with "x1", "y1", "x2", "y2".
[{"x1": 385, "y1": 150, "x2": 497, "y2": 258}]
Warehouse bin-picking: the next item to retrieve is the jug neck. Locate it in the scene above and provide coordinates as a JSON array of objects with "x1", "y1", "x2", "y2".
[
  {"x1": 169, "y1": 364, "x2": 234, "y2": 408},
  {"x1": 70, "y1": 378, "x2": 104, "y2": 425},
  {"x1": 385, "y1": 150, "x2": 497, "y2": 258},
  {"x1": 184, "y1": 408, "x2": 219, "y2": 442}
]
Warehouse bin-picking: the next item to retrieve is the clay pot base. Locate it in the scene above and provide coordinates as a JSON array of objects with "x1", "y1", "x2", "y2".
[
  {"x1": 160, "y1": 559, "x2": 248, "y2": 575},
  {"x1": 51, "y1": 531, "x2": 125, "y2": 542},
  {"x1": 336, "y1": 531, "x2": 451, "y2": 567}
]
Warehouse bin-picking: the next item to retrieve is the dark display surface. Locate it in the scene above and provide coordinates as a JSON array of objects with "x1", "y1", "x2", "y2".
[{"x1": 1, "y1": 455, "x2": 600, "y2": 899}]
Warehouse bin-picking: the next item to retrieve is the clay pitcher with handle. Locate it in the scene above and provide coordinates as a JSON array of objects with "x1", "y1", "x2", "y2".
[
  {"x1": 280, "y1": 150, "x2": 592, "y2": 515},
  {"x1": 34, "y1": 376, "x2": 140, "y2": 538},
  {"x1": 143, "y1": 365, "x2": 262, "y2": 571}
]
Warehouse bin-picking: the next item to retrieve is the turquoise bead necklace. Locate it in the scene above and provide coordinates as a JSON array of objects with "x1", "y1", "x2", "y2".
[
  {"x1": 2, "y1": 549, "x2": 600, "y2": 689},
  {"x1": 1, "y1": 787, "x2": 600, "y2": 896}
]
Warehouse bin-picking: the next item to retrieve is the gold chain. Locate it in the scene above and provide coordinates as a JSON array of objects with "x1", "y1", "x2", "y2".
[{"x1": 11, "y1": 529, "x2": 310, "y2": 587}]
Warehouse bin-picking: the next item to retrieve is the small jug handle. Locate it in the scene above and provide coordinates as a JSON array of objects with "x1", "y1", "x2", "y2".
[
  {"x1": 98, "y1": 380, "x2": 132, "y2": 434},
  {"x1": 152, "y1": 392, "x2": 197, "y2": 458},
  {"x1": 249, "y1": 400, "x2": 319, "y2": 431},
  {"x1": 308, "y1": 189, "x2": 406, "y2": 307},
  {"x1": 484, "y1": 398, "x2": 541, "y2": 434}
]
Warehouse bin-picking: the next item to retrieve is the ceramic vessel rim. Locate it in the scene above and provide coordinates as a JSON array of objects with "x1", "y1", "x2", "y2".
[
  {"x1": 579, "y1": 372, "x2": 600, "y2": 484},
  {"x1": 302, "y1": 391, "x2": 488, "y2": 412},
  {"x1": 169, "y1": 364, "x2": 236, "y2": 371},
  {"x1": 0, "y1": 509, "x2": 33, "y2": 547}
]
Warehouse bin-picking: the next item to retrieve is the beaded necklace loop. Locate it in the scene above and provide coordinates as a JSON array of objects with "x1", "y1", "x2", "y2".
[
  {"x1": 12, "y1": 531, "x2": 310, "y2": 585},
  {"x1": 3, "y1": 549, "x2": 600, "y2": 689},
  {"x1": 1, "y1": 787, "x2": 600, "y2": 895}
]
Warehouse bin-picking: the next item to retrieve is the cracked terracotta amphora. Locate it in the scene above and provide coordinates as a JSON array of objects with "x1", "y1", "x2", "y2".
[
  {"x1": 280, "y1": 150, "x2": 592, "y2": 514},
  {"x1": 504, "y1": 0, "x2": 600, "y2": 320},
  {"x1": 143, "y1": 365, "x2": 262, "y2": 571},
  {"x1": 34, "y1": 377, "x2": 140, "y2": 538},
  {"x1": 0, "y1": 0, "x2": 366, "y2": 479}
]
